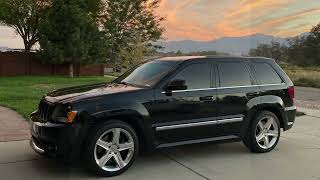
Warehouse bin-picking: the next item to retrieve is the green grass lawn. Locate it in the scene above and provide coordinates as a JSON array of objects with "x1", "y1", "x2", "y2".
[
  {"x1": 105, "y1": 72, "x2": 124, "y2": 77},
  {"x1": 0, "y1": 76, "x2": 115, "y2": 119}
]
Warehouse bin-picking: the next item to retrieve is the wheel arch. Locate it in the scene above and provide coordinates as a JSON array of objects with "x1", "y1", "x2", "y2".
[
  {"x1": 88, "y1": 109, "x2": 154, "y2": 152},
  {"x1": 248, "y1": 104, "x2": 286, "y2": 130},
  {"x1": 255, "y1": 106, "x2": 285, "y2": 128},
  {"x1": 245, "y1": 95, "x2": 287, "y2": 134}
]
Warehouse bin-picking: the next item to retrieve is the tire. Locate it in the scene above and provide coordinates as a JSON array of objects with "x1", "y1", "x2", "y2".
[
  {"x1": 243, "y1": 111, "x2": 281, "y2": 153},
  {"x1": 84, "y1": 120, "x2": 139, "y2": 177}
]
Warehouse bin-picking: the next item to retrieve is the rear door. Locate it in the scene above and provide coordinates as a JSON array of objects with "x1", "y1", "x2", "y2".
[{"x1": 215, "y1": 60, "x2": 260, "y2": 136}]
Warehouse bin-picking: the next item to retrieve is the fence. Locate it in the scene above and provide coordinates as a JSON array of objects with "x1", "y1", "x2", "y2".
[{"x1": 0, "y1": 52, "x2": 104, "y2": 76}]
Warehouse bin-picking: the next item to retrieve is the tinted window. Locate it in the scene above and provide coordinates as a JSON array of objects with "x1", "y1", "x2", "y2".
[
  {"x1": 173, "y1": 63, "x2": 211, "y2": 89},
  {"x1": 218, "y1": 62, "x2": 251, "y2": 87},
  {"x1": 252, "y1": 63, "x2": 283, "y2": 84},
  {"x1": 120, "y1": 61, "x2": 177, "y2": 87}
]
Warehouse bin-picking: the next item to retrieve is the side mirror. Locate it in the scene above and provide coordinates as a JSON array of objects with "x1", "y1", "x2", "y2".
[{"x1": 166, "y1": 79, "x2": 187, "y2": 91}]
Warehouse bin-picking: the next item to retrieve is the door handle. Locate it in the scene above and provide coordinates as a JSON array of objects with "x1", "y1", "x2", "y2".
[
  {"x1": 246, "y1": 92, "x2": 260, "y2": 97},
  {"x1": 199, "y1": 96, "x2": 215, "y2": 101}
]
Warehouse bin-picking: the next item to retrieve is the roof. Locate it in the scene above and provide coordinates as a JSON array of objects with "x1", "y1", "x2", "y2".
[
  {"x1": 157, "y1": 56, "x2": 206, "y2": 62},
  {"x1": 156, "y1": 55, "x2": 274, "y2": 63}
]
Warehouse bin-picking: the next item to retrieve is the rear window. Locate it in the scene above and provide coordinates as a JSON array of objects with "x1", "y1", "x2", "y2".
[
  {"x1": 252, "y1": 63, "x2": 283, "y2": 85},
  {"x1": 218, "y1": 62, "x2": 252, "y2": 87}
]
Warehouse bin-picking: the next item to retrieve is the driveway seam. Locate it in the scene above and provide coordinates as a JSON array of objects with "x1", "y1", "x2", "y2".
[
  {"x1": 305, "y1": 115, "x2": 320, "y2": 119},
  {"x1": 286, "y1": 131, "x2": 320, "y2": 138},
  {"x1": 0, "y1": 158, "x2": 40, "y2": 165},
  {"x1": 162, "y1": 151, "x2": 211, "y2": 180},
  {"x1": 0, "y1": 139, "x2": 30, "y2": 143}
]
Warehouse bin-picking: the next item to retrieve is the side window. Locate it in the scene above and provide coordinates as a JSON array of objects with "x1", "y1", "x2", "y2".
[
  {"x1": 218, "y1": 62, "x2": 252, "y2": 87},
  {"x1": 252, "y1": 63, "x2": 283, "y2": 85},
  {"x1": 173, "y1": 63, "x2": 211, "y2": 89}
]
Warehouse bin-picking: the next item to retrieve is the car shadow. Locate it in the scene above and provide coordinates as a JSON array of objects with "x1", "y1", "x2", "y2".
[{"x1": 27, "y1": 141, "x2": 251, "y2": 179}]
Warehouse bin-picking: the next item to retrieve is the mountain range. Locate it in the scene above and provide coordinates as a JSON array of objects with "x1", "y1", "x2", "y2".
[{"x1": 156, "y1": 33, "x2": 290, "y2": 55}]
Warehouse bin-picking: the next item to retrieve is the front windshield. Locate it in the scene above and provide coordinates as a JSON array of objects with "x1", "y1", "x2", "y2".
[{"x1": 116, "y1": 60, "x2": 177, "y2": 87}]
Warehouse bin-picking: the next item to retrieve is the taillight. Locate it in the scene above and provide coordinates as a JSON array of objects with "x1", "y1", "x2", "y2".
[{"x1": 288, "y1": 86, "x2": 295, "y2": 100}]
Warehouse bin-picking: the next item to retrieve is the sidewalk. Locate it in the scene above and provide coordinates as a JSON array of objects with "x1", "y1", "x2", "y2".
[{"x1": 0, "y1": 106, "x2": 30, "y2": 142}]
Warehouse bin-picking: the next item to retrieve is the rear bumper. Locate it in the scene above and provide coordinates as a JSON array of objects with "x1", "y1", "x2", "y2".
[{"x1": 283, "y1": 106, "x2": 296, "y2": 131}]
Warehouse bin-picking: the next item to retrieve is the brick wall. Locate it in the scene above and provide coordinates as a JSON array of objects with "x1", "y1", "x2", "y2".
[{"x1": 0, "y1": 52, "x2": 104, "y2": 76}]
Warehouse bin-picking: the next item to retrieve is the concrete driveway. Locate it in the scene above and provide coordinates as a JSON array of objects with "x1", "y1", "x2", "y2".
[{"x1": 0, "y1": 113, "x2": 320, "y2": 180}]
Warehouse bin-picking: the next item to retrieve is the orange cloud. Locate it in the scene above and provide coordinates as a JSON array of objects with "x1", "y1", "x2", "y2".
[
  {"x1": 228, "y1": 0, "x2": 287, "y2": 18},
  {"x1": 157, "y1": 0, "x2": 215, "y2": 40},
  {"x1": 158, "y1": 0, "x2": 320, "y2": 41},
  {"x1": 263, "y1": 8, "x2": 320, "y2": 28}
]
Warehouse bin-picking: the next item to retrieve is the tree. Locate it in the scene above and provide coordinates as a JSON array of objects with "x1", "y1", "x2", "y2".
[
  {"x1": 0, "y1": 0, "x2": 49, "y2": 74},
  {"x1": 119, "y1": 35, "x2": 148, "y2": 68},
  {"x1": 305, "y1": 24, "x2": 320, "y2": 65},
  {"x1": 287, "y1": 23, "x2": 320, "y2": 66},
  {"x1": 38, "y1": 0, "x2": 108, "y2": 77},
  {"x1": 176, "y1": 50, "x2": 183, "y2": 56},
  {"x1": 249, "y1": 40, "x2": 288, "y2": 62},
  {"x1": 287, "y1": 36, "x2": 308, "y2": 66},
  {"x1": 100, "y1": 0, "x2": 165, "y2": 68}
]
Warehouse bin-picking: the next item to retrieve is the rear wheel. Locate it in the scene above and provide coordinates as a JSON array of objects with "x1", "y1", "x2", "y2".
[
  {"x1": 84, "y1": 120, "x2": 139, "y2": 177},
  {"x1": 243, "y1": 111, "x2": 280, "y2": 153}
]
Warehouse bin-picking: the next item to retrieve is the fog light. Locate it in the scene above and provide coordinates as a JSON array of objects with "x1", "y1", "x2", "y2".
[{"x1": 66, "y1": 111, "x2": 78, "y2": 123}]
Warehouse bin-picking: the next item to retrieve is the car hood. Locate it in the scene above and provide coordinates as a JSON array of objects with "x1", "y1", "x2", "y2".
[{"x1": 44, "y1": 83, "x2": 144, "y2": 103}]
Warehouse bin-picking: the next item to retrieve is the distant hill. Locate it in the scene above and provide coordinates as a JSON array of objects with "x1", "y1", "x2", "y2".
[{"x1": 156, "y1": 34, "x2": 289, "y2": 55}]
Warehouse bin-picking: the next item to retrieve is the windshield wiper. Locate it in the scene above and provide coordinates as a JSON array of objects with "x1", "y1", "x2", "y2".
[
  {"x1": 118, "y1": 81, "x2": 147, "y2": 88},
  {"x1": 118, "y1": 81, "x2": 129, "y2": 85}
]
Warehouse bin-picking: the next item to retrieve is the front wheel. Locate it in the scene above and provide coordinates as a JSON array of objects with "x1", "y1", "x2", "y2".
[
  {"x1": 243, "y1": 111, "x2": 281, "y2": 153},
  {"x1": 84, "y1": 120, "x2": 139, "y2": 177}
]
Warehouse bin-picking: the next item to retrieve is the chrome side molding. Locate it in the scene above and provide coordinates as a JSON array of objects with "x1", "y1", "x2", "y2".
[
  {"x1": 218, "y1": 117, "x2": 243, "y2": 124},
  {"x1": 161, "y1": 83, "x2": 285, "y2": 94},
  {"x1": 156, "y1": 117, "x2": 243, "y2": 131},
  {"x1": 156, "y1": 120, "x2": 218, "y2": 131}
]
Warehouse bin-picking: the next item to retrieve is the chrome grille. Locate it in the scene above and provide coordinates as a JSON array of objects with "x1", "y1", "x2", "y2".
[{"x1": 38, "y1": 100, "x2": 55, "y2": 122}]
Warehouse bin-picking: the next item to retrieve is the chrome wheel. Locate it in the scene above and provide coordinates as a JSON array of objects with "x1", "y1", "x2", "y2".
[
  {"x1": 255, "y1": 115, "x2": 279, "y2": 149},
  {"x1": 94, "y1": 128, "x2": 135, "y2": 172}
]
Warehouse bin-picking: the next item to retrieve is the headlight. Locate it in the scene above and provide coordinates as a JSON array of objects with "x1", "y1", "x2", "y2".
[
  {"x1": 52, "y1": 104, "x2": 77, "y2": 124},
  {"x1": 66, "y1": 111, "x2": 78, "y2": 123}
]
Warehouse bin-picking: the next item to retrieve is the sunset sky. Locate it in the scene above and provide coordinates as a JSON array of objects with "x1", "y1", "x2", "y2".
[
  {"x1": 157, "y1": 0, "x2": 320, "y2": 41},
  {"x1": 1, "y1": 0, "x2": 320, "y2": 48}
]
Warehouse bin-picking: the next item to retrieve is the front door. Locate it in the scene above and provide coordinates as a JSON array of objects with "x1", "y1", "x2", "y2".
[{"x1": 150, "y1": 62, "x2": 218, "y2": 145}]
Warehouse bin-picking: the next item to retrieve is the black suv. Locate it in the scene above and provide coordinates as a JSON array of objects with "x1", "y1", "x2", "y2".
[{"x1": 30, "y1": 56, "x2": 296, "y2": 176}]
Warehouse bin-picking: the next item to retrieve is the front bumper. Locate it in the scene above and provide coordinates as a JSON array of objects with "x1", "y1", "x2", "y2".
[
  {"x1": 30, "y1": 138, "x2": 45, "y2": 154},
  {"x1": 30, "y1": 120, "x2": 82, "y2": 160}
]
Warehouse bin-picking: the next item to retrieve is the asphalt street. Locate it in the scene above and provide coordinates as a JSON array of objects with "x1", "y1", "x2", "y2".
[{"x1": 296, "y1": 86, "x2": 320, "y2": 103}]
